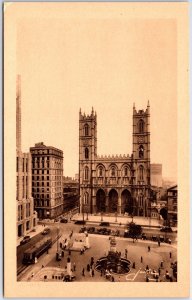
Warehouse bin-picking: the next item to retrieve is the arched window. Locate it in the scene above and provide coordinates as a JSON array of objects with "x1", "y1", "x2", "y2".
[
  {"x1": 111, "y1": 167, "x2": 116, "y2": 177},
  {"x1": 99, "y1": 166, "x2": 103, "y2": 177},
  {"x1": 124, "y1": 167, "x2": 128, "y2": 177},
  {"x1": 139, "y1": 165, "x2": 144, "y2": 180},
  {"x1": 84, "y1": 193, "x2": 89, "y2": 205},
  {"x1": 139, "y1": 145, "x2": 144, "y2": 158},
  {"x1": 85, "y1": 148, "x2": 89, "y2": 159},
  {"x1": 84, "y1": 166, "x2": 89, "y2": 180},
  {"x1": 84, "y1": 124, "x2": 89, "y2": 136},
  {"x1": 138, "y1": 119, "x2": 144, "y2": 133}
]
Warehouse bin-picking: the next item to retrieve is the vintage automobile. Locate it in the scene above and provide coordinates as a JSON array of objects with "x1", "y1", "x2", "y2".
[
  {"x1": 160, "y1": 226, "x2": 173, "y2": 232},
  {"x1": 60, "y1": 218, "x2": 68, "y2": 223},
  {"x1": 42, "y1": 227, "x2": 51, "y2": 235}
]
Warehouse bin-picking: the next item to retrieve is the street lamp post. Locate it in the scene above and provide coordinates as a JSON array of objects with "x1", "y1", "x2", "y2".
[
  {"x1": 115, "y1": 212, "x2": 117, "y2": 222},
  {"x1": 82, "y1": 200, "x2": 85, "y2": 228},
  {"x1": 56, "y1": 225, "x2": 60, "y2": 261},
  {"x1": 101, "y1": 211, "x2": 103, "y2": 222}
]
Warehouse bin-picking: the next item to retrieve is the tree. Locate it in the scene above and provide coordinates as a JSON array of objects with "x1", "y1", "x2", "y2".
[{"x1": 127, "y1": 222, "x2": 142, "y2": 242}]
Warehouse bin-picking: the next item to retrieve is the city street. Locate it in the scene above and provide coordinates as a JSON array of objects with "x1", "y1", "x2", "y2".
[{"x1": 18, "y1": 220, "x2": 177, "y2": 282}]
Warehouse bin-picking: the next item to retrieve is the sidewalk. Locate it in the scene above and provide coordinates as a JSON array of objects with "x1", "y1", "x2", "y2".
[
  {"x1": 17, "y1": 224, "x2": 45, "y2": 247},
  {"x1": 72, "y1": 213, "x2": 162, "y2": 228}
]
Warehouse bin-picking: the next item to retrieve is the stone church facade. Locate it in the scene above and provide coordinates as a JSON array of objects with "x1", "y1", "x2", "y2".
[{"x1": 79, "y1": 103, "x2": 151, "y2": 217}]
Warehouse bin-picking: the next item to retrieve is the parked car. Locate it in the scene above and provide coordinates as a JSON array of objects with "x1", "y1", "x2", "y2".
[
  {"x1": 87, "y1": 227, "x2": 95, "y2": 233},
  {"x1": 159, "y1": 235, "x2": 164, "y2": 242},
  {"x1": 160, "y1": 226, "x2": 173, "y2": 232},
  {"x1": 124, "y1": 230, "x2": 130, "y2": 238},
  {"x1": 151, "y1": 235, "x2": 158, "y2": 241},
  {"x1": 20, "y1": 235, "x2": 31, "y2": 245},
  {"x1": 141, "y1": 233, "x2": 147, "y2": 240},
  {"x1": 100, "y1": 222, "x2": 110, "y2": 227},
  {"x1": 74, "y1": 220, "x2": 86, "y2": 225},
  {"x1": 60, "y1": 218, "x2": 68, "y2": 223},
  {"x1": 42, "y1": 227, "x2": 51, "y2": 235},
  {"x1": 79, "y1": 227, "x2": 87, "y2": 233},
  {"x1": 111, "y1": 229, "x2": 120, "y2": 237},
  {"x1": 164, "y1": 237, "x2": 172, "y2": 244}
]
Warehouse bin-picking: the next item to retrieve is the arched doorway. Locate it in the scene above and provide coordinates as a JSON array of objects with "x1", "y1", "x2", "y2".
[
  {"x1": 96, "y1": 189, "x2": 106, "y2": 212},
  {"x1": 121, "y1": 189, "x2": 133, "y2": 214},
  {"x1": 108, "y1": 189, "x2": 118, "y2": 213}
]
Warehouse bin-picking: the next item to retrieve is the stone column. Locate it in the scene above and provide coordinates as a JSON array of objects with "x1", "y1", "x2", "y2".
[
  {"x1": 118, "y1": 196, "x2": 121, "y2": 215},
  {"x1": 92, "y1": 194, "x2": 96, "y2": 214},
  {"x1": 105, "y1": 195, "x2": 109, "y2": 213},
  {"x1": 67, "y1": 257, "x2": 72, "y2": 276}
]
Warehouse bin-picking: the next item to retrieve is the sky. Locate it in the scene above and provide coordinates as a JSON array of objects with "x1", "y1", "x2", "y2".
[{"x1": 16, "y1": 4, "x2": 177, "y2": 180}]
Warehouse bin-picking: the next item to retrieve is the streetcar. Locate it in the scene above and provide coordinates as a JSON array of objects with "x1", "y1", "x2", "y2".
[{"x1": 22, "y1": 238, "x2": 52, "y2": 265}]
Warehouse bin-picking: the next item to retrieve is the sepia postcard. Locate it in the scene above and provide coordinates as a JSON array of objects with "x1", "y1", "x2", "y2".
[{"x1": 4, "y1": 2, "x2": 190, "y2": 298}]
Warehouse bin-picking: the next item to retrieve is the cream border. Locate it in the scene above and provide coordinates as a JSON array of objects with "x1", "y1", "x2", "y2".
[{"x1": 4, "y1": 2, "x2": 189, "y2": 298}]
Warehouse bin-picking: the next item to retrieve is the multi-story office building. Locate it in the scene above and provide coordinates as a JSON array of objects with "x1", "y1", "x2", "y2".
[
  {"x1": 79, "y1": 103, "x2": 151, "y2": 217},
  {"x1": 167, "y1": 185, "x2": 177, "y2": 226},
  {"x1": 16, "y1": 75, "x2": 37, "y2": 238},
  {"x1": 63, "y1": 176, "x2": 79, "y2": 212},
  {"x1": 150, "y1": 164, "x2": 162, "y2": 187},
  {"x1": 30, "y1": 142, "x2": 64, "y2": 219}
]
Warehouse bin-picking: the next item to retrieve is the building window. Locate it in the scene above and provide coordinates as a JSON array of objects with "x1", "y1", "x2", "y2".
[
  {"x1": 111, "y1": 167, "x2": 116, "y2": 177},
  {"x1": 139, "y1": 165, "x2": 144, "y2": 180},
  {"x1": 138, "y1": 119, "x2": 144, "y2": 133},
  {"x1": 99, "y1": 166, "x2": 103, "y2": 177},
  {"x1": 139, "y1": 145, "x2": 144, "y2": 158},
  {"x1": 124, "y1": 167, "x2": 128, "y2": 176},
  {"x1": 84, "y1": 124, "x2": 89, "y2": 136},
  {"x1": 84, "y1": 193, "x2": 89, "y2": 205},
  {"x1": 85, "y1": 148, "x2": 89, "y2": 159},
  {"x1": 84, "y1": 166, "x2": 89, "y2": 180}
]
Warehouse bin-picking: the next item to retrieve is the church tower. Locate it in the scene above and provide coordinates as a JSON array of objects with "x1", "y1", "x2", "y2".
[
  {"x1": 79, "y1": 108, "x2": 97, "y2": 214},
  {"x1": 132, "y1": 102, "x2": 151, "y2": 216}
]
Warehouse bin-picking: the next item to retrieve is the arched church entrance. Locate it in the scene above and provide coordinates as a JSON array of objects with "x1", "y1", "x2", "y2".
[
  {"x1": 121, "y1": 189, "x2": 133, "y2": 215},
  {"x1": 108, "y1": 189, "x2": 118, "y2": 213},
  {"x1": 96, "y1": 189, "x2": 106, "y2": 212}
]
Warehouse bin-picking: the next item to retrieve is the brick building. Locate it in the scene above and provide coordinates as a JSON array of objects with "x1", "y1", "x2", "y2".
[
  {"x1": 30, "y1": 142, "x2": 64, "y2": 219},
  {"x1": 16, "y1": 75, "x2": 37, "y2": 238}
]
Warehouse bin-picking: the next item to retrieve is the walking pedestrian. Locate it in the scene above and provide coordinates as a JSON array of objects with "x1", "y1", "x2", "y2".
[
  {"x1": 141, "y1": 256, "x2": 143, "y2": 263},
  {"x1": 132, "y1": 262, "x2": 135, "y2": 269},
  {"x1": 111, "y1": 276, "x2": 115, "y2": 282},
  {"x1": 169, "y1": 252, "x2": 172, "y2": 259},
  {"x1": 92, "y1": 269, "x2": 95, "y2": 277},
  {"x1": 146, "y1": 265, "x2": 149, "y2": 270},
  {"x1": 160, "y1": 261, "x2": 164, "y2": 268},
  {"x1": 73, "y1": 262, "x2": 76, "y2": 272},
  {"x1": 158, "y1": 241, "x2": 160, "y2": 247},
  {"x1": 148, "y1": 246, "x2": 150, "y2": 252},
  {"x1": 158, "y1": 267, "x2": 161, "y2": 276},
  {"x1": 82, "y1": 268, "x2": 85, "y2": 276},
  {"x1": 89, "y1": 269, "x2": 92, "y2": 277},
  {"x1": 87, "y1": 264, "x2": 90, "y2": 272}
]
